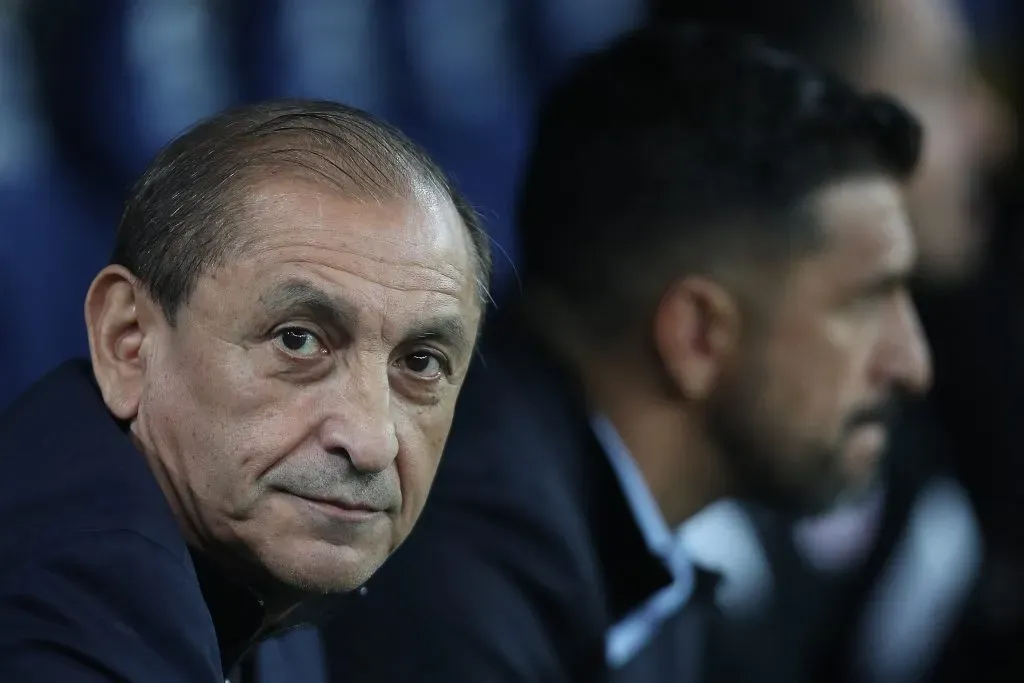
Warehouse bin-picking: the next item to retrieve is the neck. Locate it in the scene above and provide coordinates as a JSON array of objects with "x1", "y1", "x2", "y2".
[
  {"x1": 129, "y1": 421, "x2": 300, "y2": 626},
  {"x1": 583, "y1": 361, "x2": 729, "y2": 528},
  {"x1": 126, "y1": 423, "x2": 277, "y2": 671}
]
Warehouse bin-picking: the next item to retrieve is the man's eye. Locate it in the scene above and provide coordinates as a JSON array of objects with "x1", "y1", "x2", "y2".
[
  {"x1": 275, "y1": 328, "x2": 326, "y2": 358},
  {"x1": 401, "y1": 351, "x2": 445, "y2": 379}
]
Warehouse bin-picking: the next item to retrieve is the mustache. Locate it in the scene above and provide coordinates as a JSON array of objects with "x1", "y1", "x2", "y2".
[
  {"x1": 844, "y1": 395, "x2": 904, "y2": 432},
  {"x1": 264, "y1": 457, "x2": 400, "y2": 512}
]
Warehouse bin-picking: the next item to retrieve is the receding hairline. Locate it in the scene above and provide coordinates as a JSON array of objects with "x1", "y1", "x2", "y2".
[
  {"x1": 218, "y1": 121, "x2": 481, "y2": 267},
  {"x1": 522, "y1": 168, "x2": 909, "y2": 353},
  {"x1": 230, "y1": 170, "x2": 476, "y2": 256},
  {"x1": 111, "y1": 100, "x2": 492, "y2": 330}
]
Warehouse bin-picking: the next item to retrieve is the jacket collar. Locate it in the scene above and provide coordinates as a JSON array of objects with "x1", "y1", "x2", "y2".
[
  {"x1": 48, "y1": 361, "x2": 276, "y2": 674},
  {"x1": 483, "y1": 310, "x2": 675, "y2": 622},
  {"x1": 189, "y1": 549, "x2": 268, "y2": 673},
  {"x1": 579, "y1": 426, "x2": 675, "y2": 622}
]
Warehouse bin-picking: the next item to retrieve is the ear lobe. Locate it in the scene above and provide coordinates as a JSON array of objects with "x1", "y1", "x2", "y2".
[
  {"x1": 85, "y1": 266, "x2": 158, "y2": 420},
  {"x1": 653, "y1": 276, "x2": 740, "y2": 400}
]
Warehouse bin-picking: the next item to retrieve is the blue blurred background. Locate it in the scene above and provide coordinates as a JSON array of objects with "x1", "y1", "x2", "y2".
[{"x1": 0, "y1": 0, "x2": 1018, "y2": 407}]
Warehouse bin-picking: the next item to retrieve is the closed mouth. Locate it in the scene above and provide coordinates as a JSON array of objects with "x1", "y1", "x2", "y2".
[
  {"x1": 307, "y1": 497, "x2": 381, "y2": 514},
  {"x1": 282, "y1": 490, "x2": 384, "y2": 516}
]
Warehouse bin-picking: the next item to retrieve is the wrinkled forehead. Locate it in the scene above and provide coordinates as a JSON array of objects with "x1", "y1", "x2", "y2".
[
  {"x1": 179, "y1": 178, "x2": 480, "y2": 329},
  {"x1": 239, "y1": 177, "x2": 471, "y2": 258}
]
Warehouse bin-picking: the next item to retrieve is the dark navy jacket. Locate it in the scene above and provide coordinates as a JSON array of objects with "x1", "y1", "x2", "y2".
[
  {"x1": 0, "y1": 361, "x2": 325, "y2": 683},
  {"x1": 322, "y1": 311, "x2": 724, "y2": 682}
]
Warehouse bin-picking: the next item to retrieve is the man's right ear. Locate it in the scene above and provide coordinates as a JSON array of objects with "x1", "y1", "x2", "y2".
[
  {"x1": 84, "y1": 266, "x2": 162, "y2": 420},
  {"x1": 652, "y1": 275, "x2": 741, "y2": 401}
]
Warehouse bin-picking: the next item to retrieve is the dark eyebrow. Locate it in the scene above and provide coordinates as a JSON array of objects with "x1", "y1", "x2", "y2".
[
  {"x1": 259, "y1": 279, "x2": 476, "y2": 358},
  {"x1": 259, "y1": 279, "x2": 360, "y2": 334},
  {"x1": 405, "y1": 315, "x2": 474, "y2": 360}
]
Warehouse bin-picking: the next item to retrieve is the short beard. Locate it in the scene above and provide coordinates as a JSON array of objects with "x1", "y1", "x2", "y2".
[{"x1": 705, "y1": 373, "x2": 847, "y2": 519}]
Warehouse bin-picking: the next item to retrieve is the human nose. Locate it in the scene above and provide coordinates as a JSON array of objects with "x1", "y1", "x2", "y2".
[
  {"x1": 317, "y1": 362, "x2": 398, "y2": 473},
  {"x1": 875, "y1": 293, "x2": 933, "y2": 396}
]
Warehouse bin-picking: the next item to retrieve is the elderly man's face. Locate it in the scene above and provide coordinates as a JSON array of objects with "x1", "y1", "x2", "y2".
[{"x1": 111, "y1": 180, "x2": 481, "y2": 594}]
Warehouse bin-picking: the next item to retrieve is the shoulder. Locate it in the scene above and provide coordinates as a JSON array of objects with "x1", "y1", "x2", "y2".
[
  {"x1": 0, "y1": 361, "x2": 186, "y2": 566},
  {"x1": 443, "y1": 333, "x2": 591, "y2": 491},
  {"x1": 433, "y1": 340, "x2": 599, "y2": 572},
  {"x1": 433, "y1": 321, "x2": 603, "y2": 569},
  {"x1": 0, "y1": 528, "x2": 220, "y2": 682}
]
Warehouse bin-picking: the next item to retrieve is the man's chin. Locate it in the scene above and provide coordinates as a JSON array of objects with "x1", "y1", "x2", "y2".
[
  {"x1": 745, "y1": 473, "x2": 849, "y2": 519},
  {"x1": 792, "y1": 467, "x2": 884, "y2": 519},
  {"x1": 259, "y1": 538, "x2": 390, "y2": 595}
]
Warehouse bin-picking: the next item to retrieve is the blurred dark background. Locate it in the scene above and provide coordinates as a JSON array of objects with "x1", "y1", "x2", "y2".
[
  {"x1": 0, "y1": 0, "x2": 1018, "y2": 409},
  {"x1": 0, "y1": 0, "x2": 652, "y2": 405},
  {"x1": 0, "y1": 2, "x2": 1020, "y2": 681}
]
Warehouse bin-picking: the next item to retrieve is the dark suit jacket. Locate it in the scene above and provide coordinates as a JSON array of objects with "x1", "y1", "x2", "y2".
[
  {"x1": 323, "y1": 312, "x2": 721, "y2": 682},
  {"x1": 0, "y1": 361, "x2": 325, "y2": 682}
]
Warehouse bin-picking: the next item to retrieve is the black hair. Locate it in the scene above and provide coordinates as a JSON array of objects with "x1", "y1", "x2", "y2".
[
  {"x1": 516, "y1": 24, "x2": 921, "y2": 346},
  {"x1": 112, "y1": 99, "x2": 492, "y2": 322}
]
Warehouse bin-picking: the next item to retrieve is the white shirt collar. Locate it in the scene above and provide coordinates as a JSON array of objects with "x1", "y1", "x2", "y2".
[
  {"x1": 590, "y1": 414, "x2": 696, "y2": 668},
  {"x1": 589, "y1": 414, "x2": 690, "y2": 580}
]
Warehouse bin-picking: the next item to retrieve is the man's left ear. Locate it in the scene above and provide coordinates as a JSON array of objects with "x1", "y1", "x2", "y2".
[{"x1": 84, "y1": 266, "x2": 164, "y2": 420}]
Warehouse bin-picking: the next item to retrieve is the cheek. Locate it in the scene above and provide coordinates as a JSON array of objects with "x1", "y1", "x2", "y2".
[
  {"x1": 760, "y1": 322, "x2": 862, "y2": 441},
  {"x1": 144, "y1": 344, "x2": 319, "y2": 506},
  {"x1": 815, "y1": 320, "x2": 879, "y2": 425},
  {"x1": 393, "y1": 402, "x2": 456, "y2": 530}
]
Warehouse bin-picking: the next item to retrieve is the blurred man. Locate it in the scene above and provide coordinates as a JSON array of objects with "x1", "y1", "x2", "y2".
[
  {"x1": 858, "y1": 0, "x2": 1009, "y2": 282},
  {"x1": 0, "y1": 99, "x2": 490, "y2": 682},
  {"x1": 323, "y1": 25, "x2": 930, "y2": 682},
  {"x1": 650, "y1": 1, "x2": 1015, "y2": 681},
  {"x1": 652, "y1": 0, "x2": 1010, "y2": 286}
]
